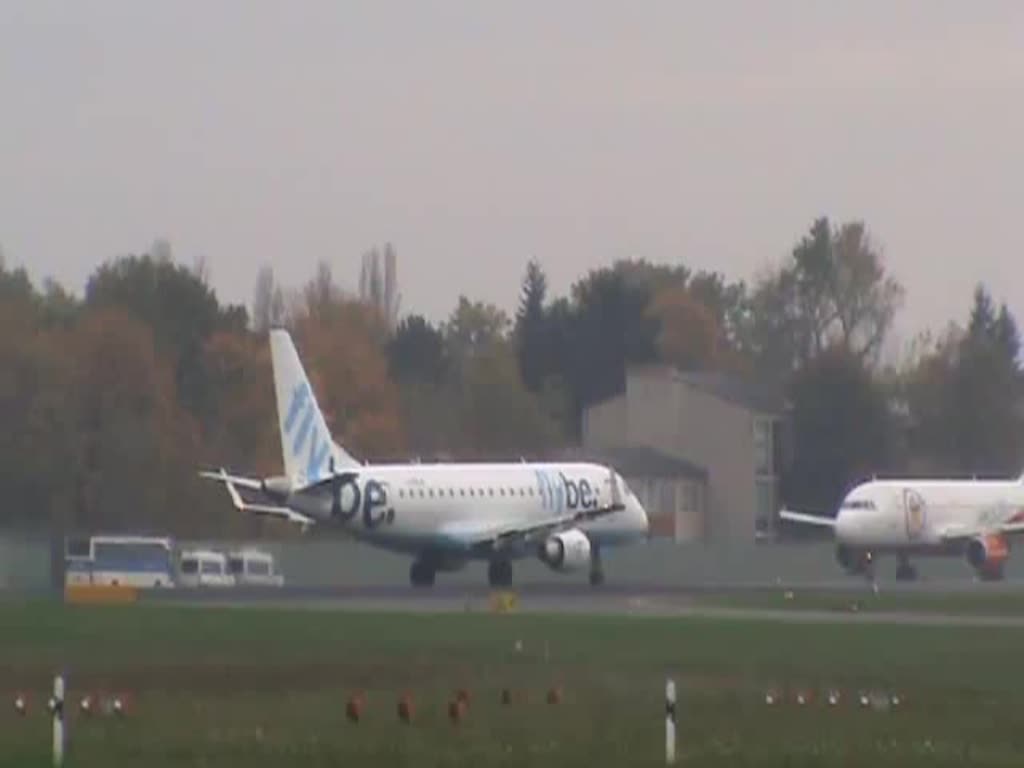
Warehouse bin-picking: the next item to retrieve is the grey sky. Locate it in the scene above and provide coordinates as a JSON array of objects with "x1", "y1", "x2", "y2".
[{"x1": 2, "y1": 1, "x2": 1022, "y2": 349}]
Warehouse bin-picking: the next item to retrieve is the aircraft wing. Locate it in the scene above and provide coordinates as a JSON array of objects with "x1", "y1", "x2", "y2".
[
  {"x1": 199, "y1": 468, "x2": 315, "y2": 527},
  {"x1": 778, "y1": 508, "x2": 836, "y2": 528},
  {"x1": 457, "y1": 469, "x2": 627, "y2": 554}
]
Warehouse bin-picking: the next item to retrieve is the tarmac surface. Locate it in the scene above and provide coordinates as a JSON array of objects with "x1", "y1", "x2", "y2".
[{"x1": 144, "y1": 581, "x2": 1024, "y2": 627}]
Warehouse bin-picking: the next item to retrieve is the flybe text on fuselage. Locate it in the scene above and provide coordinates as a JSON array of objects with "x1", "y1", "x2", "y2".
[{"x1": 293, "y1": 468, "x2": 603, "y2": 530}]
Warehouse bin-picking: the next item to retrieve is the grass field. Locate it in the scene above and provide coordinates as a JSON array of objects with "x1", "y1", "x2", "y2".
[{"x1": 2, "y1": 600, "x2": 1023, "y2": 767}]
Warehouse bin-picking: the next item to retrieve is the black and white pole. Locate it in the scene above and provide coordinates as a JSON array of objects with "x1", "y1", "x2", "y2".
[
  {"x1": 50, "y1": 674, "x2": 65, "y2": 767},
  {"x1": 665, "y1": 678, "x2": 677, "y2": 765}
]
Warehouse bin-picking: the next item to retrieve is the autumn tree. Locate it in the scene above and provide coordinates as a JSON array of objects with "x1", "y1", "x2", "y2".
[
  {"x1": 200, "y1": 330, "x2": 278, "y2": 475},
  {"x1": 85, "y1": 252, "x2": 248, "y2": 423},
  {"x1": 649, "y1": 285, "x2": 722, "y2": 371},
  {"x1": 65, "y1": 308, "x2": 213, "y2": 534},
  {"x1": 0, "y1": 296, "x2": 77, "y2": 530},
  {"x1": 291, "y1": 296, "x2": 405, "y2": 461}
]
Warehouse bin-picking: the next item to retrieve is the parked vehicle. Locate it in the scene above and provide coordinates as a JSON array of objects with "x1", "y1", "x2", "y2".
[
  {"x1": 227, "y1": 549, "x2": 284, "y2": 587},
  {"x1": 177, "y1": 549, "x2": 235, "y2": 588}
]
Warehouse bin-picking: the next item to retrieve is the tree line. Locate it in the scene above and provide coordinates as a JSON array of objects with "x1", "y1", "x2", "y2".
[{"x1": 0, "y1": 219, "x2": 1021, "y2": 536}]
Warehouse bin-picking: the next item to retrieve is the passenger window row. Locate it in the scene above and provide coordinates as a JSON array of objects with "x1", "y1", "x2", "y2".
[{"x1": 398, "y1": 487, "x2": 537, "y2": 499}]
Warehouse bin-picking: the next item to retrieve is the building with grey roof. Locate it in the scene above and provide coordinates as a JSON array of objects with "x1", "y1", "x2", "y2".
[{"x1": 582, "y1": 365, "x2": 789, "y2": 543}]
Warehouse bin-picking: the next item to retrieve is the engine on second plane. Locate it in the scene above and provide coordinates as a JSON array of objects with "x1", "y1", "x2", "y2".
[
  {"x1": 538, "y1": 529, "x2": 592, "y2": 572},
  {"x1": 966, "y1": 534, "x2": 1009, "y2": 581}
]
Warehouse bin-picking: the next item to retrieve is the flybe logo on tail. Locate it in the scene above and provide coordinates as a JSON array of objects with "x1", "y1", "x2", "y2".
[{"x1": 284, "y1": 381, "x2": 330, "y2": 483}]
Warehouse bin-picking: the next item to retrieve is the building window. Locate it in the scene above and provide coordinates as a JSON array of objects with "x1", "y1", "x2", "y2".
[
  {"x1": 756, "y1": 477, "x2": 776, "y2": 527},
  {"x1": 659, "y1": 483, "x2": 676, "y2": 518},
  {"x1": 753, "y1": 418, "x2": 773, "y2": 475}
]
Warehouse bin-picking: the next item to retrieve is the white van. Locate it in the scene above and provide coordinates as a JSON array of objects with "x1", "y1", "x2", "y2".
[
  {"x1": 227, "y1": 549, "x2": 284, "y2": 587},
  {"x1": 177, "y1": 549, "x2": 235, "y2": 588}
]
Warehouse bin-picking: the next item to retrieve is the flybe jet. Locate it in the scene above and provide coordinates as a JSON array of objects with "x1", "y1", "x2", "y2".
[
  {"x1": 780, "y1": 475, "x2": 1024, "y2": 581},
  {"x1": 200, "y1": 329, "x2": 649, "y2": 587}
]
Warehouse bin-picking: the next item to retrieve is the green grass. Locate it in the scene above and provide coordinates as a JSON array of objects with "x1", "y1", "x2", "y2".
[
  {"x1": 2, "y1": 600, "x2": 1024, "y2": 766},
  {"x1": 699, "y1": 588, "x2": 1024, "y2": 616}
]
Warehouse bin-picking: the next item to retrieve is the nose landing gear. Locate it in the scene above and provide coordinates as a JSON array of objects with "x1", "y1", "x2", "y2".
[
  {"x1": 895, "y1": 555, "x2": 918, "y2": 581},
  {"x1": 589, "y1": 545, "x2": 605, "y2": 587}
]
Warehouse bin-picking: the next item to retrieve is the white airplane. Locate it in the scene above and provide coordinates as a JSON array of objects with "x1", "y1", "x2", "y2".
[
  {"x1": 200, "y1": 329, "x2": 650, "y2": 587},
  {"x1": 780, "y1": 476, "x2": 1024, "y2": 581}
]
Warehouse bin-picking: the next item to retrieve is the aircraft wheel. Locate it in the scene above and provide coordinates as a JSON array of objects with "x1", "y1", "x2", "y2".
[
  {"x1": 895, "y1": 559, "x2": 918, "y2": 581},
  {"x1": 488, "y1": 559, "x2": 513, "y2": 588},
  {"x1": 410, "y1": 560, "x2": 436, "y2": 588}
]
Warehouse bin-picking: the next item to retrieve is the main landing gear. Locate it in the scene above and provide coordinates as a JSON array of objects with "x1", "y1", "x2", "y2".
[
  {"x1": 410, "y1": 559, "x2": 436, "y2": 588},
  {"x1": 589, "y1": 545, "x2": 605, "y2": 587},
  {"x1": 488, "y1": 558, "x2": 513, "y2": 588}
]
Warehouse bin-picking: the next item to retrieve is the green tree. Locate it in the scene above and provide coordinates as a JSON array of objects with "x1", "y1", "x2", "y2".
[
  {"x1": 453, "y1": 338, "x2": 560, "y2": 459},
  {"x1": 388, "y1": 315, "x2": 454, "y2": 455},
  {"x1": 514, "y1": 260, "x2": 549, "y2": 392},
  {"x1": 951, "y1": 287, "x2": 1023, "y2": 473},
  {"x1": 443, "y1": 296, "x2": 510, "y2": 365},
  {"x1": 388, "y1": 315, "x2": 447, "y2": 386},
  {"x1": 740, "y1": 218, "x2": 904, "y2": 382},
  {"x1": 782, "y1": 345, "x2": 897, "y2": 517},
  {"x1": 561, "y1": 268, "x2": 660, "y2": 433}
]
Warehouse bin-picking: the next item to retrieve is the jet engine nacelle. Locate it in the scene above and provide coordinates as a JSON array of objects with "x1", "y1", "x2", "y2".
[
  {"x1": 835, "y1": 544, "x2": 873, "y2": 575},
  {"x1": 539, "y1": 529, "x2": 592, "y2": 572},
  {"x1": 261, "y1": 476, "x2": 293, "y2": 502},
  {"x1": 966, "y1": 534, "x2": 1009, "y2": 581}
]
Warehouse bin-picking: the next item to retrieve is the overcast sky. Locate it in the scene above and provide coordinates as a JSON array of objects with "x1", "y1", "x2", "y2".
[{"x1": 2, "y1": 1, "x2": 1022, "y2": 348}]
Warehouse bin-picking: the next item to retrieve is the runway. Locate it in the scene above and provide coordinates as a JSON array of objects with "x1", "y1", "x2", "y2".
[{"x1": 142, "y1": 581, "x2": 1024, "y2": 627}]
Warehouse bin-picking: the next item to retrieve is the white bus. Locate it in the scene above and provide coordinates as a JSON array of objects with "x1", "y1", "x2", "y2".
[{"x1": 65, "y1": 535, "x2": 176, "y2": 588}]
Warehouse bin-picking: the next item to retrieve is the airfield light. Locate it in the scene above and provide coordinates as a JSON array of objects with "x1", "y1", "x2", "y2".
[
  {"x1": 397, "y1": 692, "x2": 414, "y2": 723},
  {"x1": 345, "y1": 695, "x2": 363, "y2": 723},
  {"x1": 448, "y1": 698, "x2": 466, "y2": 724}
]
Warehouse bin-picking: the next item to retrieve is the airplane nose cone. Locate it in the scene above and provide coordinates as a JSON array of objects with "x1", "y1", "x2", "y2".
[{"x1": 635, "y1": 499, "x2": 650, "y2": 538}]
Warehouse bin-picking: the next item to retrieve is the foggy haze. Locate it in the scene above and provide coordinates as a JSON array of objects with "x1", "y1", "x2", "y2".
[{"x1": 2, "y1": 0, "x2": 1022, "y2": 347}]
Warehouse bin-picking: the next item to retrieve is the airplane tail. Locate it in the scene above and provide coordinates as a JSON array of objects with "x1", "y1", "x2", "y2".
[{"x1": 268, "y1": 329, "x2": 359, "y2": 488}]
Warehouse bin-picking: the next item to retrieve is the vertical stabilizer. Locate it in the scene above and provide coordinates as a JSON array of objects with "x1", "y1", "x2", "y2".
[{"x1": 269, "y1": 329, "x2": 358, "y2": 487}]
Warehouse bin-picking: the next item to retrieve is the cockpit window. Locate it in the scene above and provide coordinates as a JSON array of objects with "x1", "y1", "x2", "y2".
[{"x1": 841, "y1": 499, "x2": 876, "y2": 510}]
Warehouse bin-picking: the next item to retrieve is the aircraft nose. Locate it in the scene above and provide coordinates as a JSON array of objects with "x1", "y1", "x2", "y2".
[{"x1": 633, "y1": 497, "x2": 650, "y2": 538}]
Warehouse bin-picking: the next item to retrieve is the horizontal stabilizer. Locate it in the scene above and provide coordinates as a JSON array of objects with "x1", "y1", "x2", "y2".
[
  {"x1": 778, "y1": 508, "x2": 836, "y2": 528},
  {"x1": 199, "y1": 468, "x2": 314, "y2": 528}
]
